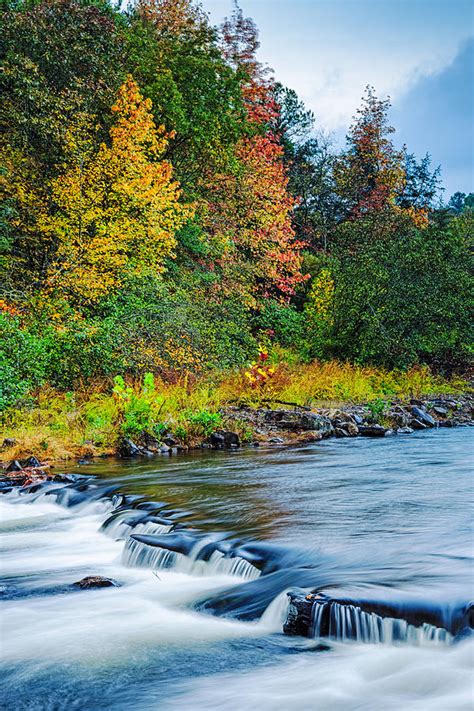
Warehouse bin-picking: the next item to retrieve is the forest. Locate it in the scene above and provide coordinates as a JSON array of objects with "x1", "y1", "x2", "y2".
[{"x1": 0, "y1": 0, "x2": 472, "y2": 446}]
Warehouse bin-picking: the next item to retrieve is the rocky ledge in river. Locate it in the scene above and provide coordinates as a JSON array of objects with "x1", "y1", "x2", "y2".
[
  {"x1": 68, "y1": 393, "x2": 474, "y2": 457},
  {"x1": 222, "y1": 393, "x2": 473, "y2": 447}
]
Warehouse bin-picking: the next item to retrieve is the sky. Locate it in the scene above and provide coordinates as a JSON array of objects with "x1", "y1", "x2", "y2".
[{"x1": 204, "y1": 0, "x2": 474, "y2": 198}]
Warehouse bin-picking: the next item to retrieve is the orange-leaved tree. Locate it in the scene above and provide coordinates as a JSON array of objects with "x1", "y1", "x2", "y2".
[
  {"x1": 215, "y1": 5, "x2": 306, "y2": 301},
  {"x1": 42, "y1": 75, "x2": 192, "y2": 305}
]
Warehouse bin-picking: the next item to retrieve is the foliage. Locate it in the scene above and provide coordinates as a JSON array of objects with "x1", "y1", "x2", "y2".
[
  {"x1": 397, "y1": 152, "x2": 442, "y2": 212},
  {"x1": 323, "y1": 210, "x2": 473, "y2": 369},
  {"x1": 0, "y1": 314, "x2": 49, "y2": 410},
  {"x1": 43, "y1": 76, "x2": 191, "y2": 305},
  {"x1": 366, "y1": 398, "x2": 387, "y2": 424},
  {"x1": 0, "y1": 0, "x2": 470, "y2": 415},
  {"x1": 185, "y1": 409, "x2": 223, "y2": 437},
  {"x1": 244, "y1": 347, "x2": 275, "y2": 388},
  {"x1": 333, "y1": 87, "x2": 405, "y2": 219}
]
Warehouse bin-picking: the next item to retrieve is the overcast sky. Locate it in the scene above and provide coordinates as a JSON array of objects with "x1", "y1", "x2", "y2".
[{"x1": 204, "y1": 0, "x2": 474, "y2": 198}]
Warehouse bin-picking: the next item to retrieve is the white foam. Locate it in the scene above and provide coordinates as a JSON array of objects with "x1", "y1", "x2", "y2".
[{"x1": 166, "y1": 638, "x2": 474, "y2": 711}]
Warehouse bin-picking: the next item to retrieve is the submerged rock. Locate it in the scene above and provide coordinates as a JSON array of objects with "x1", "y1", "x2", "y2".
[{"x1": 73, "y1": 576, "x2": 120, "y2": 589}]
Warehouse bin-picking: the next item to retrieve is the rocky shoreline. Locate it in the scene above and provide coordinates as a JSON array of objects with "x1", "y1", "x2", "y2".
[{"x1": 1, "y1": 393, "x2": 472, "y2": 482}]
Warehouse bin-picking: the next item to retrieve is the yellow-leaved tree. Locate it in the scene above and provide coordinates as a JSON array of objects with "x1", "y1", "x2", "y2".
[{"x1": 42, "y1": 75, "x2": 192, "y2": 304}]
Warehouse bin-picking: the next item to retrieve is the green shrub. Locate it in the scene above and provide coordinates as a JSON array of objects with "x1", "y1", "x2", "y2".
[
  {"x1": 0, "y1": 314, "x2": 49, "y2": 410},
  {"x1": 186, "y1": 409, "x2": 223, "y2": 436}
]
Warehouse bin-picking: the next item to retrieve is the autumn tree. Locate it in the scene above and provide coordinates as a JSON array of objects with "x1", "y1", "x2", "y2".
[
  {"x1": 43, "y1": 76, "x2": 191, "y2": 305},
  {"x1": 217, "y1": 4, "x2": 306, "y2": 300},
  {"x1": 129, "y1": 0, "x2": 244, "y2": 191},
  {"x1": 333, "y1": 87, "x2": 405, "y2": 219}
]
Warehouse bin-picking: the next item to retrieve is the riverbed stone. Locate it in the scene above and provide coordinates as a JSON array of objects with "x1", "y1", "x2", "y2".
[
  {"x1": 21, "y1": 456, "x2": 42, "y2": 468},
  {"x1": 73, "y1": 576, "x2": 120, "y2": 589},
  {"x1": 283, "y1": 592, "x2": 318, "y2": 636},
  {"x1": 6, "y1": 460, "x2": 23, "y2": 473},
  {"x1": 410, "y1": 406, "x2": 436, "y2": 427},
  {"x1": 210, "y1": 430, "x2": 240, "y2": 449},
  {"x1": 118, "y1": 439, "x2": 141, "y2": 458},
  {"x1": 410, "y1": 418, "x2": 428, "y2": 430},
  {"x1": 264, "y1": 410, "x2": 333, "y2": 435}
]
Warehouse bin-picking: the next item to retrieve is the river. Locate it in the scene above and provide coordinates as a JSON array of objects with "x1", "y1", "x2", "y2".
[{"x1": 1, "y1": 427, "x2": 472, "y2": 710}]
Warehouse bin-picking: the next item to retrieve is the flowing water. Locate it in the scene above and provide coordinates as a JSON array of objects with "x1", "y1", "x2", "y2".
[{"x1": 1, "y1": 428, "x2": 473, "y2": 710}]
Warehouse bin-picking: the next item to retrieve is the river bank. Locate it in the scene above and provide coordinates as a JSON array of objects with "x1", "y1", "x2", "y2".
[{"x1": 1, "y1": 391, "x2": 472, "y2": 484}]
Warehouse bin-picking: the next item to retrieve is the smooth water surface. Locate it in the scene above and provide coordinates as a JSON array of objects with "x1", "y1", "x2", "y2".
[{"x1": 1, "y1": 428, "x2": 472, "y2": 710}]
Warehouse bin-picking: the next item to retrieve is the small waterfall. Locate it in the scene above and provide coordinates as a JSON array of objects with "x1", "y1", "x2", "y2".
[
  {"x1": 101, "y1": 510, "x2": 174, "y2": 539},
  {"x1": 122, "y1": 536, "x2": 177, "y2": 569},
  {"x1": 131, "y1": 521, "x2": 174, "y2": 536},
  {"x1": 121, "y1": 536, "x2": 261, "y2": 580},
  {"x1": 311, "y1": 600, "x2": 452, "y2": 646},
  {"x1": 260, "y1": 591, "x2": 291, "y2": 631},
  {"x1": 204, "y1": 550, "x2": 261, "y2": 581}
]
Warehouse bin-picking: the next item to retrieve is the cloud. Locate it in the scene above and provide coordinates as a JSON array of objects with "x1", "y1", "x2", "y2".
[
  {"x1": 392, "y1": 38, "x2": 474, "y2": 195},
  {"x1": 205, "y1": 0, "x2": 473, "y2": 130},
  {"x1": 204, "y1": 0, "x2": 473, "y2": 192}
]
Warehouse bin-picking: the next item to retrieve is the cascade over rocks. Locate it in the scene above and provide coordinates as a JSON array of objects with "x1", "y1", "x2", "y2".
[
  {"x1": 283, "y1": 590, "x2": 474, "y2": 642},
  {"x1": 1, "y1": 456, "x2": 472, "y2": 654}
]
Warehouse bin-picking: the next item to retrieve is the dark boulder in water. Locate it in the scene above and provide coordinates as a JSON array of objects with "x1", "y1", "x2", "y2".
[
  {"x1": 264, "y1": 410, "x2": 333, "y2": 435},
  {"x1": 73, "y1": 576, "x2": 120, "y2": 589},
  {"x1": 21, "y1": 456, "x2": 42, "y2": 468},
  {"x1": 410, "y1": 418, "x2": 428, "y2": 430},
  {"x1": 210, "y1": 430, "x2": 240, "y2": 449},
  {"x1": 118, "y1": 439, "x2": 141, "y2": 458}
]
